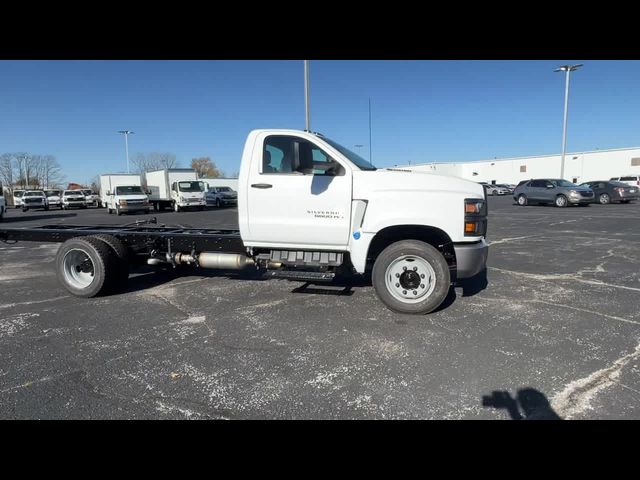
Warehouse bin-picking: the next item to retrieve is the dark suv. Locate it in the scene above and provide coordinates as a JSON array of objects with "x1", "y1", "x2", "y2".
[{"x1": 513, "y1": 179, "x2": 594, "y2": 207}]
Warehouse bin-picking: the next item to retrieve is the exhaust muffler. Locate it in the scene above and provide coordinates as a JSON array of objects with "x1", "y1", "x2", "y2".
[{"x1": 174, "y1": 252, "x2": 254, "y2": 270}]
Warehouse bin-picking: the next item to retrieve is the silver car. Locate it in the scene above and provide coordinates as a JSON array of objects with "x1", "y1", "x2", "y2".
[{"x1": 513, "y1": 179, "x2": 594, "y2": 207}]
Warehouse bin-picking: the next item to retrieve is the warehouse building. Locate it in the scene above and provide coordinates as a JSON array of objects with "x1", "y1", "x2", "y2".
[{"x1": 399, "y1": 146, "x2": 640, "y2": 185}]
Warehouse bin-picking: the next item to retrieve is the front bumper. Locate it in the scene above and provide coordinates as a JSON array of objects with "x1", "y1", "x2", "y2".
[
  {"x1": 119, "y1": 204, "x2": 150, "y2": 211},
  {"x1": 454, "y1": 239, "x2": 488, "y2": 279},
  {"x1": 568, "y1": 195, "x2": 594, "y2": 204}
]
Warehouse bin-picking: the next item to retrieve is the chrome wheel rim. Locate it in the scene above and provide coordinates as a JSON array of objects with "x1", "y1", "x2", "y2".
[
  {"x1": 556, "y1": 196, "x2": 566, "y2": 207},
  {"x1": 600, "y1": 194, "x2": 609, "y2": 204},
  {"x1": 384, "y1": 255, "x2": 436, "y2": 304},
  {"x1": 518, "y1": 196, "x2": 526, "y2": 205},
  {"x1": 63, "y1": 249, "x2": 95, "y2": 289}
]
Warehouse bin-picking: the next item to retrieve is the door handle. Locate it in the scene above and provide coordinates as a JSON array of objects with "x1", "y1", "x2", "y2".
[{"x1": 251, "y1": 183, "x2": 273, "y2": 189}]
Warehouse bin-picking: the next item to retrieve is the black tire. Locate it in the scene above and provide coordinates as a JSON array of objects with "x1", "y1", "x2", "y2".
[
  {"x1": 599, "y1": 193, "x2": 610, "y2": 205},
  {"x1": 55, "y1": 236, "x2": 120, "y2": 297},
  {"x1": 22, "y1": 208, "x2": 28, "y2": 212},
  {"x1": 0, "y1": 208, "x2": 4, "y2": 222},
  {"x1": 86, "y1": 234, "x2": 130, "y2": 286},
  {"x1": 620, "y1": 200, "x2": 631, "y2": 204},
  {"x1": 517, "y1": 194, "x2": 528, "y2": 206},
  {"x1": 44, "y1": 206, "x2": 49, "y2": 211},
  {"x1": 555, "y1": 195, "x2": 568, "y2": 208},
  {"x1": 372, "y1": 240, "x2": 450, "y2": 315}
]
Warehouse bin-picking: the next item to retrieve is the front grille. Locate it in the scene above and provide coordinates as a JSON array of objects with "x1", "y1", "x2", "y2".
[
  {"x1": 187, "y1": 198, "x2": 201, "y2": 203},
  {"x1": 126, "y1": 200, "x2": 143, "y2": 205},
  {"x1": 579, "y1": 192, "x2": 593, "y2": 198},
  {"x1": 25, "y1": 199, "x2": 43, "y2": 204}
]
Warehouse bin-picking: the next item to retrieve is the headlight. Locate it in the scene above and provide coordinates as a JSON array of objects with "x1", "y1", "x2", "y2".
[
  {"x1": 142, "y1": 199, "x2": 149, "y2": 205},
  {"x1": 119, "y1": 199, "x2": 127, "y2": 206},
  {"x1": 569, "y1": 190, "x2": 579, "y2": 196}
]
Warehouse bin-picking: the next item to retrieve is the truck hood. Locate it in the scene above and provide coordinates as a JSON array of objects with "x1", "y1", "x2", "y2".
[{"x1": 353, "y1": 169, "x2": 485, "y2": 199}]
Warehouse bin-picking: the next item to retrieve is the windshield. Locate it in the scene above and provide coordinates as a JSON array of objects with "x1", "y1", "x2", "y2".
[
  {"x1": 178, "y1": 181, "x2": 204, "y2": 192},
  {"x1": 24, "y1": 191, "x2": 44, "y2": 197},
  {"x1": 611, "y1": 181, "x2": 630, "y2": 187},
  {"x1": 116, "y1": 186, "x2": 144, "y2": 195},
  {"x1": 217, "y1": 187, "x2": 232, "y2": 192},
  {"x1": 64, "y1": 190, "x2": 83, "y2": 196},
  {"x1": 551, "y1": 180, "x2": 579, "y2": 188},
  {"x1": 14, "y1": 191, "x2": 24, "y2": 197},
  {"x1": 45, "y1": 190, "x2": 61, "y2": 197},
  {"x1": 321, "y1": 137, "x2": 377, "y2": 171},
  {"x1": 81, "y1": 190, "x2": 93, "y2": 195}
]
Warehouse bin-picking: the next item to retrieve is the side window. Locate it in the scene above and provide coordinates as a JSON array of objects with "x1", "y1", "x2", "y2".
[
  {"x1": 262, "y1": 136, "x2": 343, "y2": 176},
  {"x1": 171, "y1": 182, "x2": 176, "y2": 192},
  {"x1": 263, "y1": 136, "x2": 296, "y2": 174},
  {"x1": 530, "y1": 180, "x2": 545, "y2": 188},
  {"x1": 598, "y1": 183, "x2": 605, "y2": 189}
]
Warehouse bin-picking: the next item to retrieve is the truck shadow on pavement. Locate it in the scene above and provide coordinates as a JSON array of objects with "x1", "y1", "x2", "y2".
[
  {"x1": 482, "y1": 388, "x2": 562, "y2": 420},
  {"x1": 1, "y1": 213, "x2": 78, "y2": 223}
]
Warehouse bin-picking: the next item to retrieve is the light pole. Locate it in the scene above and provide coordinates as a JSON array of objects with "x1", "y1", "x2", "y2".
[
  {"x1": 117, "y1": 130, "x2": 134, "y2": 174},
  {"x1": 554, "y1": 64, "x2": 583, "y2": 179},
  {"x1": 304, "y1": 60, "x2": 311, "y2": 131},
  {"x1": 368, "y1": 98, "x2": 372, "y2": 165}
]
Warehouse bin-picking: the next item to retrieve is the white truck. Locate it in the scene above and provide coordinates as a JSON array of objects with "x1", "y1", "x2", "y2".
[
  {"x1": 0, "y1": 130, "x2": 488, "y2": 314},
  {"x1": 146, "y1": 169, "x2": 206, "y2": 212},
  {"x1": 100, "y1": 174, "x2": 150, "y2": 215}
]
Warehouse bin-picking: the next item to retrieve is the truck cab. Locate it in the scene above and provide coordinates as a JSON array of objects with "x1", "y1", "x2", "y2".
[
  {"x1": 80, "y1": 189, "x2": 100, "y2": 207},
  {"x1": 238, "y1": 129, "x2": 488, "y2": 313},
  {"x1": 170, "y1": 180, "x2": 206, "y2": 211},
  {"x1": 105, "y1": 185, "x2": 150, "y2": 215}
]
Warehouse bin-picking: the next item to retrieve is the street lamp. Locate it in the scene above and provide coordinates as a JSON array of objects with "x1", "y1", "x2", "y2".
[
  {"x1": 554, "y1": 64, "x2": 583, "y2": 179},
  {"x1": 304, "y1": 60, "x2": 310, "y2": 131},
  {"x1": 117, "y1": 130, "x2": 135, "y2": 174}
]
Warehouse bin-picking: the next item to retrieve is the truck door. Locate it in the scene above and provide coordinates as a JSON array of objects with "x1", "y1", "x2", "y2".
[{"x1": 246, "y1": 134, "x2": 352, "y2": 248}]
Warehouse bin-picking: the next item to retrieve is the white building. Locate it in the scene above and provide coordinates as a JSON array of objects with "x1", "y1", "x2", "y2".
[{"x1": 399, "y1": 147, "x2": 640, "y2": 185}]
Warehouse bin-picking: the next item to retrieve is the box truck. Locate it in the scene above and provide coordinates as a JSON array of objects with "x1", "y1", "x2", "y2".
[
  {"x1": 99, "y1": 174, "x2": 150, "y2": 215},
  {"x1": 146, "y1": 169, "x2": 206, "y2": 212}
]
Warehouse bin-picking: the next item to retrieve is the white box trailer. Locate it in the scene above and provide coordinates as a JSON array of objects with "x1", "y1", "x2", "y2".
[
  {"x1": 146, "y1": 169, "x2": 206, "y2": 212},
  {"x1": 99, "y1": 174, "x2": 143, "y2": 208}
]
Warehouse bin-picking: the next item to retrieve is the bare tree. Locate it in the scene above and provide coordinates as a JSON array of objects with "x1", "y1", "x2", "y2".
[
  {"x1": 191, "y1": 157, "x2": 222, "y2": 178},
  {"x1": 0, "y1": 153, "x2": 17, "y2": 192},
  {"x1": 132, "y1": 152, "x2": 178, "y2": 174}
]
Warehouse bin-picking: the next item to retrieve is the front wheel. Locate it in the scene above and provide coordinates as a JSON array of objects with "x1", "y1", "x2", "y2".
[
  {"x1": 599, "y1": 193, "x2": 610, "y2": 205},
  {"x1": 555, "y1": 195, "x2": 568, "y2": 208},
  {"x1": 517, "y1": 194, "x2": 528, "y2": 206},
  {"x1": 372, "y1": 240, "x2": 450, "y2": 315}
]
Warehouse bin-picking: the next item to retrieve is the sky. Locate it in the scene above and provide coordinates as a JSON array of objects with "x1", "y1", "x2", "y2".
[{"x1": 1, "y1": 60, "x2": 640, "y2": 185}]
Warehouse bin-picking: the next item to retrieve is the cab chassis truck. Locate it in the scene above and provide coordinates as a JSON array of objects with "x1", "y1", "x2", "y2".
[{"x1": 0, "y1": 130, "x2": 488, "y2": 314}]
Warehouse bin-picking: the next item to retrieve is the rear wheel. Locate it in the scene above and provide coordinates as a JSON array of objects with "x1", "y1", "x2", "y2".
[
  {"x1": 372, "y1": 240, "x2": 450, "y2": 315},
  {"x1": 86, "y1": 234, "x2": 130, "y2": 286},
  {"x1": 55, "y1": 236, "x2": 119, "y2": 297},
  {"x1": 599, "y1": 193, "x2": 610, "y2": 205},
  {"x1": 555, "y1": 195, "x2": 568, "y2": 208},
  {"x1": 517, "y1": 194, "x2": 528, "y2": 206}
]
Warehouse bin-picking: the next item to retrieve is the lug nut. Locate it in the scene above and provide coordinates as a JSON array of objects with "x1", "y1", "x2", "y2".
[
  {"x1": 420, "y1": 274, "x2": 425, "y2": 278},
  {"x1": 395, "y1": 273, "x2": 400, "y2": 278},
  {"x1": 395, "y1": 283, "x2": 400, "y2": 288},
  {"x1": 413, "y1": 267, "x2": 417, "y2": 271},
  {"x1": 403, "y1": 266, "x2": 407, "y2": 271},
  {"x1": 402, "y1": 290, "x2": 407, "y2": 295},
  {"x1": 420, "y1": 284, "x2": 425, "y2": 289},
  {"x1": 413, "y1": 290, "x2": 418, "y2": 295}
]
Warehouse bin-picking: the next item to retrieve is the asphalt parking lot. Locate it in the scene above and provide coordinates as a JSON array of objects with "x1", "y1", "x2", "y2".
[{"x1": 1, "y1": 198, "x2": 639, "y2": 419}]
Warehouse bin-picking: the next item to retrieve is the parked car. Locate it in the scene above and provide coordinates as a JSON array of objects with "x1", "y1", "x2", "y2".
[
  {"x1": 44, "y1": 189, "x2": 63, "y2": 209},
  {"x1": 206, "y1": 186, "x2": 238, "y2": 207},
  {"x1": 0, "y1": 193, "x2": 5, "y2": 222},
  {"x1": 12, "y1": 189, "x2": 25, "y2": 208},
  {"x1": 479, "y1": 183, "x2": 508, "y2": 196},
  {"x1": 580, "y1": 180, "x2": 639, "y2": 204},
  {"x1": 21, "y1": 190, "x2": 49, "y2": 212},
  {"x1": 513, "y1": 179, "x2": 594, "y2": 207},
  {"x1": 61, "y1": 190, "x2": 87, "y2": 209},
  {"x1": 610, "y1": 175, "x2": 640, "y2": 188},
  {"x1": 80, "y1": 189, "x2": 100, "y2": 207},
  {"x1": 496, "y1": 184, "x2": 515, "y2": 194}
]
